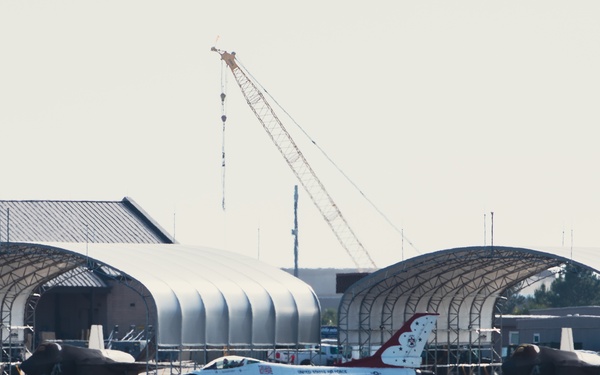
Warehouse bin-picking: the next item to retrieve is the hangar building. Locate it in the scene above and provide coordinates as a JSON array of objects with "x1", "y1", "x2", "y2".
[
  {"x1": 0, "y1": 198, "x2": 320, "y2": 365},
  {"x1": 1, "y1": 198, "x2": 598, "y2": 374},
  {"x1": 338, "y1": 245, "x2": 599, "y2": 374}
]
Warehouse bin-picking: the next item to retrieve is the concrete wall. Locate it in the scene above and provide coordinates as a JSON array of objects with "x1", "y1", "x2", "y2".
[
  {"x1": 105, "y1": 280, "x2": 155, "y2": 340},
  {"x1": 282, "y1": 268, "x2": 357, "y2": 311}
]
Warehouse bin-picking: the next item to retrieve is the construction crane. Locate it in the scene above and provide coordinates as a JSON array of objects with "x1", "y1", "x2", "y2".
[{"x1": 212, "y1": 47, "x2": 377, "y2": 270}]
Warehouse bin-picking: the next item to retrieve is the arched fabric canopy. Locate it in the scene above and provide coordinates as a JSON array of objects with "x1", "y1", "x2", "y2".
[
  {"x1": 338, "y1": 245, "x2": 600, "y2": 370},
  {"x1": 0, "y1": 242, "x2": 321, "y2": 348}
]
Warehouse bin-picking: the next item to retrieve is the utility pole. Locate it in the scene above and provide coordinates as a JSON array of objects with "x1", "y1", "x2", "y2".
[
  {"x1": 490, "y1": 211, "x2": 494, "y2": 256},
  {"x1": 292, "y1": 185, "x2": 299, "y2": 277}
]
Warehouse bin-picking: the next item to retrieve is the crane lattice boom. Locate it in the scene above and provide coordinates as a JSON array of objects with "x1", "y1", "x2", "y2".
[{"x1": 212, "y1": 47, "x2": 376, "y2": 270}]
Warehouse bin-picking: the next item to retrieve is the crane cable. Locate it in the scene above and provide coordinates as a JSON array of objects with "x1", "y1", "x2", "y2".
[
  {"x1": 220, "y1": 59, "x2": 228, "y2": 211},
  {"x1": 235, "y1": 56, "x2": 420, "y2": 255}
]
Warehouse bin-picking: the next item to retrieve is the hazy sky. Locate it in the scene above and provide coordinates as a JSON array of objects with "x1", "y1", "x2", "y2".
[{"x1": 1, "y1": 1, "x2": 599, "y2": 269}]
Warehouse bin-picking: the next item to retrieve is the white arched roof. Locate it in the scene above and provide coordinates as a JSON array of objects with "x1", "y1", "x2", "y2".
[
  {"x1": 1, "y1": 242, "x2": 321, "y2": 347},
  {"x1": 338, "y1": 245, "x2": 600, "y2": 351}
]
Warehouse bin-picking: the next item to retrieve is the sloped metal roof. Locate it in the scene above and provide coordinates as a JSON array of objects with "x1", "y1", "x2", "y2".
[
  {"x1": 0, "y1": 197, "x2": 173, "y2": 244},
  {"x1": 1, "y1": 242, "x2": 321, "y2": 347},
  {"x1": 42, "y1": 266, "x2": 109, "y2": 289}
]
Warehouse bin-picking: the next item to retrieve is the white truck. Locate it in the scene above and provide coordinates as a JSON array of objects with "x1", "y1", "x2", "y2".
[{"x1": 267, "y1": 342, "x2": 344, "y2": 366}]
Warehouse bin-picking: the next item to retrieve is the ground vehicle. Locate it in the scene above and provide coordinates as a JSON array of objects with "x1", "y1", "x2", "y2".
[
  {"x1": 320, "y1": 326, "x2": 338, "y2": 339},
  {"x1": 267, "y1": 343, "x2": 341, "y2": 366},
  {"x1": 189, "y1": 313, "x2": 439, "y2": 375}
]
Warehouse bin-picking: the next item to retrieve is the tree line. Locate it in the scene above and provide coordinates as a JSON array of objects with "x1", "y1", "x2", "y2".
[{"x1": 500, "y1": 264, "x2": 600, "y2": 314}]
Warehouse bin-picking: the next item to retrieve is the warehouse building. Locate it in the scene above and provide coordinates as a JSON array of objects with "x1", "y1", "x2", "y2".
[
  {"x1": 2, "y1": 198, "x2": 600, "y2": 375},
  {"x1": 0, "y1": 198, "x2": 320, "y2": 366}
]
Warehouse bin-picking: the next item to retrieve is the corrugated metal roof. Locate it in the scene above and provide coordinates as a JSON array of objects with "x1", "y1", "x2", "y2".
[
  {"x1": 43, "y1": 266, "x2": 109, "y2": 289},
  {"x1": 0, "y1": 197, "x2": 173, "y2": 244}
]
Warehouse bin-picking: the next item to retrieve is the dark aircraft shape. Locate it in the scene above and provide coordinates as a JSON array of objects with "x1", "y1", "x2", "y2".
[
  {"x1": 18, "y1": 342, "x2": 154, "y2": 375},
  {"x1": 502, "y1": 343, "x2": 600, "y2": 375}
]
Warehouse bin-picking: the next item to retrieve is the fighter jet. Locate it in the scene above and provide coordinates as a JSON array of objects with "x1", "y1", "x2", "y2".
[
  {"x1": 502, "y1": 343, "x2": 600, "y2": 375},
  {"x1": 185, "y1": 312, "x2": 439, "y2": 375},
  {"x1": 18, "y1": 342, "x2": 154, "y2": 375}
]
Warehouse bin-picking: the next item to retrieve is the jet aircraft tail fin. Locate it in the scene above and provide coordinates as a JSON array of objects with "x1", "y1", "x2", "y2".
[
  {"x1": 88, "y1": 325, "x2": 105, "y2": 350},
  {"x1": 340, "y1": 312, "x2": 438, "y2": 369},
  {"x1": 560, "y1": 327, "x2": 575, "y2": 351}
]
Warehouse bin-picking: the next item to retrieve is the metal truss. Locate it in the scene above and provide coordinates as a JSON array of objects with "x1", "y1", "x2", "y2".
[
  {"x1": 1, "y1": 243, "x2": 84, "y2": 373},
  {"x1": 0, "y1": 243, "x2": 159, "y2": 374},
  {"x1": 339, "y1": 246, "x2": 568, "y2": 374}
]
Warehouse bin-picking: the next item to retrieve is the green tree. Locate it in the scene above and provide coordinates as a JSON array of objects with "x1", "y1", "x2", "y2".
[
  {"x1": 321, "y1": 308, "x2": 337, "y2": 326},
  {"x1": 499, "y1": 283, "x2": 527, "y2": 314},
  {"x1": 500, "y1": 283, "x2": 542, "y2": 315},
  {"x1": 500, "y1": 264, "x2": 600, "y2": 314},
  {"x1": 531, "y1": 283, "x2": 552, "y2": 309},
  {"x1": 538, "y1": 264, "x2": 600, "y2": 307}
]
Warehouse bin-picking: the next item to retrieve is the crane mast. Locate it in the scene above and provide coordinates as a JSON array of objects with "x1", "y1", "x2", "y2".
[{"x1": 212, "y1": 47, "x2": 376, "y2": 270}]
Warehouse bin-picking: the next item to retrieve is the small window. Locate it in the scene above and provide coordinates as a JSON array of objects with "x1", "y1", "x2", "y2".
[
  {"x1": 509, "y1": 331, "x2": 519, "y2": 345},
  {"x1": 533, "y1": 333, "x2": 540, "y2": 344}
]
